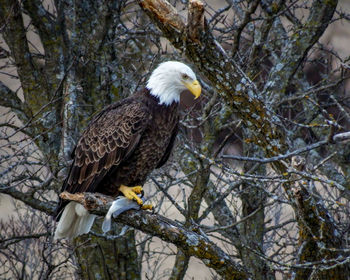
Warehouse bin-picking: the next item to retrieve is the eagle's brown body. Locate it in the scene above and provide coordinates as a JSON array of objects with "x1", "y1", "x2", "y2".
[
  {"x1": 55, "y1": 89, "x2": 179, "y2": 218},
  {"x1": 54, "y1": 61, "x2": 200, "y2": 239}
]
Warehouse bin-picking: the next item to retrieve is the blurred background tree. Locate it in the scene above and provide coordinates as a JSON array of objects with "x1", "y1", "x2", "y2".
[{"x1": 1, "y1": 0, "x2": 350, "y2": 279}]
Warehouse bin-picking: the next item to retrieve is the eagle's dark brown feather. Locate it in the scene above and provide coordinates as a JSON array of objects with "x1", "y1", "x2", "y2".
[
  {"x1": 156, "y1": 123, "x2": 178, "y2": 168},
  {"x1": 66, "y1": 99, "x2": 151, "y2": 193},
  {"x1": 55, "y1": 89, "x2": 179, "y2": 219}
]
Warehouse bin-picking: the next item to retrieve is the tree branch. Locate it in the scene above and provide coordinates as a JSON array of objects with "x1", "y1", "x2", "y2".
[
  {"x1": 138, "y1": 1, "x2": 347, "y2": 278},
  {"x1": 0, "y1": 81, "x2": 31, "y2": 125},
  {"x1": 0, "y1": 187, "x2": 56, "y2": 215},
  {"x1": 139, "y1": 0, "x2": 287, "y2": 162},
  {"x1": 0, "y1": 233, "x2": 49, "y2": 250},
  {"x1": 264, "y1": 0, "x2": 338, "y2": 97},
  {"x1": 60, "y1": 191, "x2": 249, "y2": 280},
  {"x1": 0, "y1": 0, "x2": 37, "y2": 105}
]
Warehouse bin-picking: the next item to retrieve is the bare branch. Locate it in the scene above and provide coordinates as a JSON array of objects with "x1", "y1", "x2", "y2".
[{"x1": 0, "y1": 187, "x2": 56, "y2": 215}]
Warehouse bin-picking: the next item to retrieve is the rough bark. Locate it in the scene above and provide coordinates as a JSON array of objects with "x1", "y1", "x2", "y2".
[
  {"x1": 239, "y1": 139, "x2": 274, "y2": 280},
  {"x1": 137, "y1": 0, "x2": 348, "y2": 278},
  {"x1": 74, "y1": 222, "x2": 140, "y2": 280},
  {"x1": 59, "y1": 191, "x2": 249, "y2": 280},
  {"x1": 0, "y1": 1, "x2": 142, "y2": 279}
]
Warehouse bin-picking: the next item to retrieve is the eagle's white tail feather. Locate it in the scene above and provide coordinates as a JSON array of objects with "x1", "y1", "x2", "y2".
[{"x1": 54, "y1": 202, "x2": 96, "y2": 240}]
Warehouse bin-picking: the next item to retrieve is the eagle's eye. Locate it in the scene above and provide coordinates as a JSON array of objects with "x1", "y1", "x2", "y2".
[{"x1": 181, "y1": 73, "x2": 189, "y2": 80}]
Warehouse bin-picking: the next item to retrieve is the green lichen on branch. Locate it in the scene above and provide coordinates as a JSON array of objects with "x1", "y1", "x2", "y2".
[
  {"x1": 60, "y1": 191, "x2": 249, "y2": 280},
  {"x1": 139, "y1": 0, "x2": 286, "y2": 160},
  {"x1": 293, "y1": 186, "x2": 348, "y2": 279},
  {"x1": 137, "y1": 0, "x2": 347, "y2": 278}
]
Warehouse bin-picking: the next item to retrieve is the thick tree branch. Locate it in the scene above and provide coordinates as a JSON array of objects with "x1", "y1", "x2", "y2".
[
  {"x1": 139, "y1": 0, "x2": 287, "y2": 163},
  {"x1": 22, "y1": 0, "x2": 64, "y2": 95},
  {"x1": 0, "y1": 0, "x2": 37, "y2": 106},
  {"x1": 139, "y1": 0, "x2": 185, "y2": 45},
  {"x1": 187, "y1": 0, "x2": 204, "y2": 42},
  {"x1": 0, "y1": 0, "x2": 63, "y2": 167},
  {"x1": 138, "y1": 1, "x2": 346, "y2": 278},
  {"x1": 2, "y1": 186, "x2": 248, "y2": 278},
  {"x1": 0, "y1": 81, "x2": 33, "y2": 127},
  {"x1": 60, "y1": 191, "x2": 249, "y2": 280},
  {"x1": 264, "y1": 0, "x2": 338, "y2": 97}
]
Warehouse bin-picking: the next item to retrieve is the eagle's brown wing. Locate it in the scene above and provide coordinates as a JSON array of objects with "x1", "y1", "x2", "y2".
[{"x1": 55, "y1": 99, "x2": 151, "y2": 218}]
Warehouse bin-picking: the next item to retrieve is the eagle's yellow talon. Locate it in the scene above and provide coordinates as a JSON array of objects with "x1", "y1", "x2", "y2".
[
  {"x1": 119, "y1": 185, "x2": 143, "y2": 205},
  {"x1": 141, "y1": 204, "x2": 153, "y2": 211},
  {"x1": 131, "y1": 186, "x2": 143, "y2": 194}
]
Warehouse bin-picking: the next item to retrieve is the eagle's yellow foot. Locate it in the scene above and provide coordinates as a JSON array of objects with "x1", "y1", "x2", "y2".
[
  {"x1": 119, "y1": 185, "x2": 143, "y2": 205},
  {"x1": 141, "y1": 204, "x2": 153, "y2": 211}
]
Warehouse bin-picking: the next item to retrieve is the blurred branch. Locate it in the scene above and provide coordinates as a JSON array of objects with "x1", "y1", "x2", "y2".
[
  {"x1": 22, "y1": 0, "x2": 55, "y2": 40},
  {"x1": 151, "y1": 177, "x2": 186, "y2": 216},
  {"x1": 222, "y1": 139, "x2": 328, "y2": 164},
  {"x1": 232, "y1": 0, "x2": 260, "y2": 55},
  {"x1": 0, "y1": 46, "x2": 10, "y2": 58},
  {"x1": 0, "y1": 187, "x2": 56, "y2": 215},
  {"x1": 0, "y1": 82, "x2": 24, "y2": 112},
  {"x1": 222, "y1": 130, "x2": 350, "y2": 167},
  {"x1": 0, "y1": 233, "x2": 49, "y2": 250}
]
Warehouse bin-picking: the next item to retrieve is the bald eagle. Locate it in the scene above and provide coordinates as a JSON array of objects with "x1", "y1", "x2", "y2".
[{"x1": 54, "y1": 61, "x2": 201, "y2": 239}]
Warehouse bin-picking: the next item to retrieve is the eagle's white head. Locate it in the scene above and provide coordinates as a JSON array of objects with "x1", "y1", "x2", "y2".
[{"x1": 146, "y1": 61, "x2": 201, "y2": 105}]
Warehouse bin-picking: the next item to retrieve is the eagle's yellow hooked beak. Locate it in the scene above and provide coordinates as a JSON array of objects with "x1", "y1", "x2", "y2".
[{"x1": 184, "y1": 80, "x2": 201, "y2": 99}]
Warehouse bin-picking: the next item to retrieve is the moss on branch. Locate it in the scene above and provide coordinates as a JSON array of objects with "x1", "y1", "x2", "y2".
[
  {"x1": 137, "y1": 1, "x2": 347, "y2": 278},
  {"x1": 60, "y1": 191, "x2": 249, "y2": 280}
]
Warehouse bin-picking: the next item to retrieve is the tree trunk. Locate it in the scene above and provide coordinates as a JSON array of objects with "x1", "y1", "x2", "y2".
[
  {"x1": 74, "y1": 220, "x2": 141, "y2": 280},
  {"x1": 239, "y1": 137, "x2": 274, "y2": 280}
]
